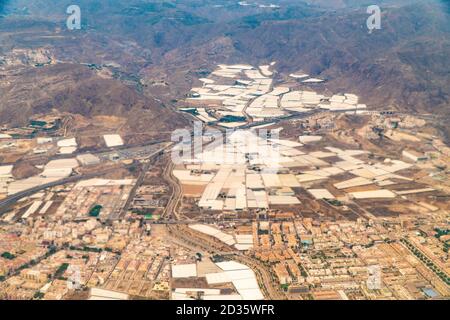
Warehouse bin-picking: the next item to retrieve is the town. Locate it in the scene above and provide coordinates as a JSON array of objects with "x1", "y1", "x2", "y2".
[{"x1": 0, "y1": 61, "x2": 448, "y2": 300}]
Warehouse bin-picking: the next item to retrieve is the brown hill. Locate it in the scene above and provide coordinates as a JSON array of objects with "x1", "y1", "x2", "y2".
[
  {"x1": 0, "y1": 62, "x2": 186, "y2": 132},
  {"x1": 0, "y1": 0, "x2": 448, "y2": 138}
]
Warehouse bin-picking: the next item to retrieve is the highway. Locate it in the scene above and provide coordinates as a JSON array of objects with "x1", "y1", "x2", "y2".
[
  {"x1": 0, "y1": 167, "x2": 123, "y2": 215},
  {"x1": 0, "y1": 140, "x2": 170, "y2": 217},
  {"x1": 1, "y1": 137, "x2": 168, "y2": 166},
  {"x1": 162, "y1": 160, "x2": 183, "y2": 220}
]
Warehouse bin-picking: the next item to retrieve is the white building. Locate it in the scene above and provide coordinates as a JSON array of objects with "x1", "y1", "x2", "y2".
[
  {"x1": 77, "y1": 154, "x2": 101, "y2": 166},
  {"x1": 103, "y1": 134, "x2": 124, "y2": 148},
  {"x1": 402, "y1": 149, "x2": 427, "y2": 162}
]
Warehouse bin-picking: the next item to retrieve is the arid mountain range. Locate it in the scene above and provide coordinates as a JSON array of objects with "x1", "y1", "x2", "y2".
[{"x1": 0, "y1": 0, "x2": 449, "y2": 137}]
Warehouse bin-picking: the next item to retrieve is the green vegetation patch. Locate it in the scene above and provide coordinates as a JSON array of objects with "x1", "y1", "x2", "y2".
[
  {"x1": 434, "y1": 228, "x2": 449, "y2": 239},
  {"x1": 29, "y1": 120, "x2": 47, "y2": 127},
  {"x1": 1, "y1": 252, "x2": 16, "y2": 260},
  {"x1": 144, "y1": 214, "x2": 160, "y2": 220},
  {"x1": 219, "y1": 115, "x2": 246, "y2": 123},
  {"x1": 34, "y1": 291, "x2": 45, "y2": 299},
  {"x1": 54, "y1": 263, "x2": 69, "y2": 278},
  {"x1": 89, "y1": 205, "x2": 103, "y2": 217},
  {"x1": 325, "y1": 199, "x2": 343, "y2": 206}
]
